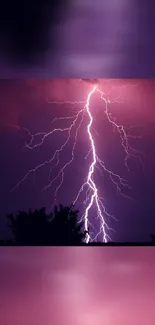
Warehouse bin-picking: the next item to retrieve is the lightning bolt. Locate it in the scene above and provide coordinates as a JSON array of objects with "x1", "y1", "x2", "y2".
[{"x1": 10, "y1": 81, "x2": 144, "y2": 243}]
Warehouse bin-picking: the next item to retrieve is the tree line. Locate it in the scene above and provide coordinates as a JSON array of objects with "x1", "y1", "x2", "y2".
[{"x1": 0, "y1": 204, "x2": 155, "y2": 245}]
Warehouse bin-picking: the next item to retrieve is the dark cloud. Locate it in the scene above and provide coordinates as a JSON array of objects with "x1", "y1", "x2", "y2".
[
  {"x1": 0, "y1": 0, "x2": 155, "y2": 77},
  {"x1": 0, "y1": 0, "x2": 69, "y2": 65},
  {"x1": 81, "y1": 79, "x2": 99, "y2": 85}
]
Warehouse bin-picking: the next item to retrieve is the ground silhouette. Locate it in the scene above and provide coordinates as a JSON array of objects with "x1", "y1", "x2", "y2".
[
  {"x1": 5, "y1": 204, "x2": 86, "y2": 245},
  {"x1": 0, "y1": 205, "x2": 155, "y2": 245}
]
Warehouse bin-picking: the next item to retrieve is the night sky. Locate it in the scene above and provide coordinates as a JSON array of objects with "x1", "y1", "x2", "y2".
[
  {"x1": 0, "y1": 247, "x2": 155, "y2": 324},
  {"x1": 0, "y1": 0, "x2": 155, "y2": 77},
  {"x1": 0, "y1": 78, "x2": 155, "y2": 242}
]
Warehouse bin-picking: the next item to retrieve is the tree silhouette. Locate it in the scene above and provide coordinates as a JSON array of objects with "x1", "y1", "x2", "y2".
[
  {"x1": 150, "y1": 234, "x2": 155, "y2": 244},
  {"x1": 2, "y1": 208, "x2": 155, "y2": 246},
  {"x1": 7, "y1": 204, "x2": 86, "y2": 245}
]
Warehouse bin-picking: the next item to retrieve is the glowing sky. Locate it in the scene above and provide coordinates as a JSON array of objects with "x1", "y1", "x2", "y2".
[
  {"x1": 0, "y1": 78, "x2": 155, "y2": 241},
  {"x1": 0, "y1": 247, "x2": 155, "y2": 324}
]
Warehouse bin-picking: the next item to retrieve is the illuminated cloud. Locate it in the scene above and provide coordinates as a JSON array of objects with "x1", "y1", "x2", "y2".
[{"x1": 1, "y1": 247, "x2": 154, "y2": 325}]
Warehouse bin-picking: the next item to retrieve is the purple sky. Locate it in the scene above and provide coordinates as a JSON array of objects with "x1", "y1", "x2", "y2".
[
  {"x1": 0, "y1": 78, "x2": 155, "y2": 241},
  {"x1": 0, "y1": 247, "x2": 155, "y2": 325},
  {"x1": 0, "y1": 0, "x2": 155, "y2": 77}
]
